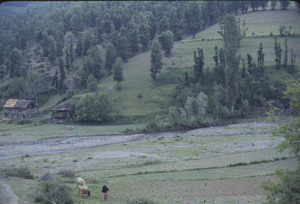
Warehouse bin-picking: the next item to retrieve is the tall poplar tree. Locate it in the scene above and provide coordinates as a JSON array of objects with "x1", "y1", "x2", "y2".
[
  {"x1": 150, "y1": 40, "x2": 163, "y2": 80},
  {"x1": 193, "y1": 48, "x2": 204, "y2": 83},
  {"x1": 257, "y1": 42, "x2": 265, "y2": 71},
  {"x1": 223, "y1": 14, "x2": 241, "y2": 112}
]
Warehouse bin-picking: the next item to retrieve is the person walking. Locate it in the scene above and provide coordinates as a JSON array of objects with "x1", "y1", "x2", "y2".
[{"x1": 102, "y1": 185, "x2": 110, "y2": 200}]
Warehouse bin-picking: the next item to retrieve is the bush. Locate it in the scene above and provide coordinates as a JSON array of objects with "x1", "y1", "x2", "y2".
[
  {"x1": 58, "y1": 170, "x2": 75, "y2": 178},
  {"x1": 126, "y1": 198, "x2": 158, "y2": 204},
  {"x1": 35, "y1": 181, "x2": 74, "y2": 204},
  {"x1": 4, "y1": 166, "x2": 34, "y2": 179},
  {"x1": 76, "y1": 92, "x2": 113, "y2": 123},
  {"x1": 16, "y1": 119, "x2": 32, "y2": 125}
]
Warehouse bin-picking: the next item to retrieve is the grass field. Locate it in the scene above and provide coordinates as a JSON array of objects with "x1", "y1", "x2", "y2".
[{"x1": 0, "y1": 121, "x2": 297, "y2": 203}]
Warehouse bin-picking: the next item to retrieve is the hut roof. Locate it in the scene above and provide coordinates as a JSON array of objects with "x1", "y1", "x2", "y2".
[
  {"x1": 51, "y1": 102, "x2": 73, "y2": 111},
  {"x1": 3, "y1": 99, "x2": 36, "y2": 109}
]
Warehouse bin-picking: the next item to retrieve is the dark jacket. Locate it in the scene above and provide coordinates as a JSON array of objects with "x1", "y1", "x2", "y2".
[{"x1": 102, "y1": 185, "x2": 109, "y2": 193}]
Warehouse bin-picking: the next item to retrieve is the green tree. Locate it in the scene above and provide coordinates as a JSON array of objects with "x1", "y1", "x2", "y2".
[
  {"x1": 58, "y1": 58, "x2": 65, "y2": 91},
  {"x1": 279, "y1": 25, "x2": 286, "y2": 36},
  {"x1": 193, "y1": 47, "x2": 204, "y2": 83},
  {"x1": 271, "y1": 1, "x2": 277, "y2": 10},
  {"x1": 274, "y1": 37, "x2": 282, "y2": 69},
  {"x1": 75, "y1": 37, "x2": 83, "y2": 57},
  {"x1": 113, "y1": 57, "x2": 124, "y2": 90},
  {"x1": 8, "y1": 48, "x2": 23, "y2": 78},
  {"x1": 184, "y1": 92, "x2": 208, "y2": 124},
  {"x1": 183, "y1": 2, "x2": 202, "y2": 38},
  {"x1": 65, "y1": 45, "x2": 71, "y2": 74},
  {"x1": 87, "y1": 74, "x2": 97, "y2": 93},
  {"x1": 284, "y1": 39, "x2": 288, "y2": 68},
  {"x1": 150, "y1": 40, "x2": 163, "y2": 80},
  {"x1": 262, "y1": 71, "x2": 300, "y2": 204},
  {"x1": 127, "y1": 21, "x2": 139, "y2": 56},
  {"x1": 223, "y1": 14, "x2": 241, "y2": 112},
  {"x1": 158, "y1": 30, "x2": 174, "y2": 57},
  {"x1": 279, "y1": 0, "x2": 290, "y2": 10},
  {"x1": 105, "y1": 42, "x2": 116, "y2": 74},
  {"x1": 157, "y1": 16, "x2": 170, "y2": 35},
  {"x1": 116, "y1": 31, "x2": 129, "y2": 62},
  {"x1": 48, "y1": 37, "x2": 57, "y2": 64},
  {"x1": 138, "y1": 12, "x2": 150, "y2": 51},
  {"x1": 87, "y1": 46, "x2": 102, "y2": 80},
  {"x1": 70, "y1": 13, "x2": 84, "y2": 36},
  {"x1": 69, "y1": 41, "x2": 74, "y2": 65},
  {"x1": 257, "y1": 42, "x2": 265, "y2": 71},
  {"x1": 76, "y1": 92, "x2": 113, "y2": 123}
]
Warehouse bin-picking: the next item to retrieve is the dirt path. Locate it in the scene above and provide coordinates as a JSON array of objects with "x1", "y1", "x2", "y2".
[{"x1": 0, "y1": 180, "x2": 19, "y2": 204}]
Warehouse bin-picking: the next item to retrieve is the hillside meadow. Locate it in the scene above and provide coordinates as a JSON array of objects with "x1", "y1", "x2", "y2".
[{"x1": 90, "y1": 7, "x2": 300, "y2": 121}]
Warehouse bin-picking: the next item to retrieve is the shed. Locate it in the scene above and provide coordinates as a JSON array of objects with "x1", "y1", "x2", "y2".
[
  {"x1": 51, "y1": 102, "x2": 74, "y2": 123},
  {"x1": 3, "y1": 99, "x2": 38, "y2": 119}
]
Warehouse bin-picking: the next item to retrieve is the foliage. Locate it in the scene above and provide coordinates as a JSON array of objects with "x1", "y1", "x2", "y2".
[
  {"x1": 35, "y1": 180, "x2": 74, "y2": 204},
  {"x1": 183, "y1": 2, "x2": 202, "y2": 37},
  {"x1": 113, "y1": 57, "x2": 124, "y2": 89},
  {"x1": 126, "y1": 197, "x2": 158, "y2": 204},
  {"x1": 4, "y1": 166, "x2": 34, "y2": 179},
  {"x1": 76, "y1": 92, "x2": 113, "y2": 123},
  {"x1": 222, "y1": 13, "x2": 241, "y2": 112},
  {"x1": 150, "y1": 40, "x2": 163, "y2": 80},
  {"x1": 263, "y1": 70, "x2": 300, "y2": 203},
  {"x1": 87, "y1": 74, "x2": 98, "y2": 93},
  {"x1": 105, "y1": 42, "x2": 116, "y2": 74},
  {"x1": 193, "y1": 47, "x2": 204, "y2": 83},
  {"x1": 158, "y1": 30, "x2": 174, "y2": 57},
  {"x1": 261, "y1": 168, "x2": 300, "y2": 204}
]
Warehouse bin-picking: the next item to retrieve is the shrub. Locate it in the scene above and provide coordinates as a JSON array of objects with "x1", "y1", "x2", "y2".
[
  {"x1": 126, "y1": 198, "x2": 158, "y2": 204},
  {"x1": 40, "y1": 172, "x2": 54, "y2": 182},
  {"x1": 76, "y1": 92, "x2": 113, "y2": 123},
  {"x1": 17, "y1": 119, "x2": 32, "y2": 125},
  {"x1": 4, "y1": 166, "x2": 34, "y2": 179},
  {"x1": 58, "y1": 170, "x2": 75, "y2": 178},
  {"x1": 35, "y1": 181, "x2": 74, "y2": 204}
]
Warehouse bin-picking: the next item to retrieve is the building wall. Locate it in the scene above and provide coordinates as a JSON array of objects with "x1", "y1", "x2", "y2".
[{"x1": 4, "y1": 108, "x2": 38, "y2": 119}]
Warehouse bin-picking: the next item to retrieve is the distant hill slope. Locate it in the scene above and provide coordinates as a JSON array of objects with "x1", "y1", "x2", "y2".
[{"x1": 88, "y1": 8, "x2": 300, "y2": 121}]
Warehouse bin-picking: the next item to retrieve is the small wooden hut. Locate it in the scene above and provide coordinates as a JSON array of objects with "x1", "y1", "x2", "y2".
[
  {"x1": 3, "y1": 99, "x2": 38, "y2": 119},
  {"x1": 51, "y1": 102, "x2": 74, "y2": 123}
]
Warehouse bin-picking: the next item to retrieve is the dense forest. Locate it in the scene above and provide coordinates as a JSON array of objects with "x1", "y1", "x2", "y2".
[{"x1": 0, "y1": 1, "x2": 299, "y2": 126}]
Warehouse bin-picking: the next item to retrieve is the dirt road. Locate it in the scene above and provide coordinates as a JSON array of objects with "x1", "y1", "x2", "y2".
[{"x1": 0, "y1": 180, "x2": 19, "y2": 204}]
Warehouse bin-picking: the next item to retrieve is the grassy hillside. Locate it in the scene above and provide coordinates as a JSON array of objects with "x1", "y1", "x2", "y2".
[{"x1": 79, "y1": 7, "x2": 300, "y2": 121}]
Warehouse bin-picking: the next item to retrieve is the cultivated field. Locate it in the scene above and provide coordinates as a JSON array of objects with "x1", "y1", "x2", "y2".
[{"x1": 0, "y1": 121, "x2": 297, "y2": 203}]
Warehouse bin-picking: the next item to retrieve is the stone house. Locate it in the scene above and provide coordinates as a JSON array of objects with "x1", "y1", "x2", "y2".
[{"x1": 3, "y1": 99, "x2": 38, "y2": 119}]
